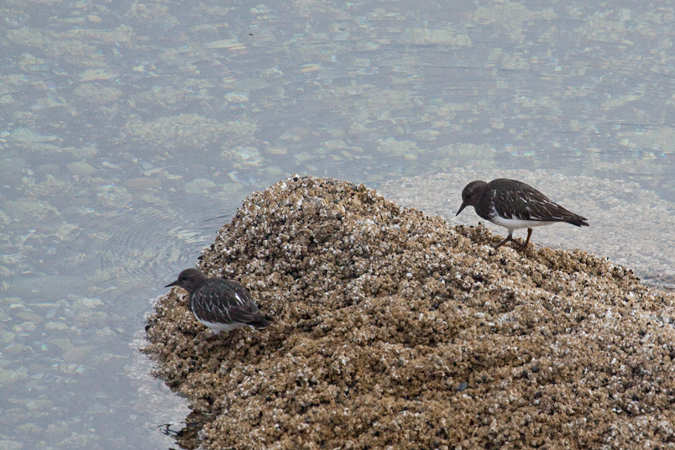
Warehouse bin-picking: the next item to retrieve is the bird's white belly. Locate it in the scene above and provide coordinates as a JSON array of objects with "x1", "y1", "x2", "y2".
[
  {"x1": 490, "y1": 215, "x2": 554, "y2": 230},
  {"x1": 198, "y1": 319, "x2": 248, "y2": 334}
]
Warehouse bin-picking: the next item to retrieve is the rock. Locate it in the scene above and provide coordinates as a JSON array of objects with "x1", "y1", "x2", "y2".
[
  {"x1": 144, "y1": 175, "x2": 675, "y2": 449},
  {"x1": 66, "y1": 161, "x2": 96, "y2": 177}
]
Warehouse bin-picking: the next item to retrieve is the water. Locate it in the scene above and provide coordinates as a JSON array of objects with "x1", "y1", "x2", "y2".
[{"x1": 2, "y1": 0, "x2": 675, "y2": 448}]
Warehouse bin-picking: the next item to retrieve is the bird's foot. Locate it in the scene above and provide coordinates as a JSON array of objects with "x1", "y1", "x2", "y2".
[
  {"x1": 514, "y1": 241, "x2": 530, "y2": 251},
  {"x1": 211, "y1": 331, "x2": 240, "y2": 346},
  {"x1": 197, "y1": 330, "x2": 231, "y2": 346},
  {"x1": 493, "y1": 236, "x2": 511, "y2": 249},
  {"x1": 204, "y1": 332, "x2": 222, "y2": 342}
]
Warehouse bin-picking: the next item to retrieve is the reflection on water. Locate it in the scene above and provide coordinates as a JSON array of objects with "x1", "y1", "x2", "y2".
[{"x1": 2, "y1": 0, "x2": 675, "y2": 448}]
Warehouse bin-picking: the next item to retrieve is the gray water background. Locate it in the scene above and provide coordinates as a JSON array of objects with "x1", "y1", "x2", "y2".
[{"x1": 2, "y1": 0, "x2": 675, "y2": 448}]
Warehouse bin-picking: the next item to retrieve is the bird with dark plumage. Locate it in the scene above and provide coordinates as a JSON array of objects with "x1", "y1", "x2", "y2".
[
  {"x1": 165, "y1": 268, "x2": 270, "y2": 335},
  {"x1": 456, "y1": 178, "x2": 589, "y2": 250}
]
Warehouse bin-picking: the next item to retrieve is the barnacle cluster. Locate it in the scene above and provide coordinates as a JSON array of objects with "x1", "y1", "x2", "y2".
[{"x1": 145, "y1": 175, "x2": 675, "y2": 449}]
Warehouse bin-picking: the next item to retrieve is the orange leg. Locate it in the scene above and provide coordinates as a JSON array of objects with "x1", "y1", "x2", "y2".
[
  {"x1": 494, "y1": 228, "x2": 532, "y2": 251},
  {"x1": 519, "y1": 228, "x2": 533, "y2": 250},
  {"x1": 494, "y1": 231, "x2": 514, "y2": 249}
]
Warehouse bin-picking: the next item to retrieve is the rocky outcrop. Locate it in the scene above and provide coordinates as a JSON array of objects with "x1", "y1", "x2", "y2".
[{"x1": 145, "y1": 175, "x2": 675, "y2": 449}]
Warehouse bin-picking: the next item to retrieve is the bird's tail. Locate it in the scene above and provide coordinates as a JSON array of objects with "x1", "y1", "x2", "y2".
[{"x1": 568, "y1": 215, "x2": 589, "y2": 227}]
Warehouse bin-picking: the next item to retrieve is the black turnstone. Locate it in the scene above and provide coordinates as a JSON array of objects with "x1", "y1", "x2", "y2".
[
  {"x1": 456, "y1": 178, "x2": 589, "y2": 249},
  {"x1": 165, "y1": 268, "x2": 270, "y2": 335}
]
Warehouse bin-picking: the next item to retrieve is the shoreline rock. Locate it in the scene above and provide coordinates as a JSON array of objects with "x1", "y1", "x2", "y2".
[{"x1": 144, "y1": 175, "x2": 675, "y2": 449}]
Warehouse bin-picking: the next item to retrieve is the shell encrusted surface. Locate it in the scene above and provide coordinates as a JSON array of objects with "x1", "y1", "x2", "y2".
[{"x1": 145, "y1": 175, "x2": 675, "y2": 449}]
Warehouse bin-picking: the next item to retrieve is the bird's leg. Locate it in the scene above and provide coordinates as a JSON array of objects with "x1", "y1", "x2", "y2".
[
  {"x1": 204, "y1": 331, "x2": 222, "y2": 342},
  {"x1": 493, "y1": 231, "x2": 514, "y2": 249},
  {"x1": 517, "y1": 228, "x2": 533, "y2": 250},
  {"x1": 194, "y1": 328, "x2": 211, "y2": 341},
  {"x1": 513, "y1": 228, "x2": 533, "y2": 250},
  {"x1": 218, "y1": 330, "x2": 241, "y2": 346},
  {"x1": 202, "y1": 331, "x2": 234, "y2": 346}
]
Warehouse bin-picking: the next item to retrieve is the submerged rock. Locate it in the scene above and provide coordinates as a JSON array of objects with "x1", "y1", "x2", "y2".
[{"x1": 144, "y1": 175, "x2": 675, "y2": 449}]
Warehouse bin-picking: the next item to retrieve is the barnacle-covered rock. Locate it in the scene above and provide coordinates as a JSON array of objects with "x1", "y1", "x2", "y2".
[{"x1": 145, "y1": 175, "x2": 675, "y2": 449}]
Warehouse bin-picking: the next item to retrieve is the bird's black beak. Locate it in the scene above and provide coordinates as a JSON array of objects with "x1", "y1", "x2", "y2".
[
  {"x1": 456, "y1": 201, "x2": 468, "y2": 216},
  {"x1": 165, "y1": 280, "x2": 179, "y2": 288}
]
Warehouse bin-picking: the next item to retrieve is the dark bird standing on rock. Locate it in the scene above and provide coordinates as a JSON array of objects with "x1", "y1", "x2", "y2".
[
  {"x1": 456, "y1": 179, "x2": 589, "y2": 250},
  {"x1": 165, "y1": 268, "x2": 270, "y2": 335}
]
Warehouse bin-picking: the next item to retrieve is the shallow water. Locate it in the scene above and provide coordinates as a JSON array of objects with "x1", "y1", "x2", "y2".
[{"x1": 2, "y1": 0, "x2": 675, "y2": 448}]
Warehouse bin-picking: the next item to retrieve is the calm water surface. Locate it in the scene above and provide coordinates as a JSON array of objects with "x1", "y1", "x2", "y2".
[{"x1": 2, "y1": 0, "x2": 675, "y2": 448}]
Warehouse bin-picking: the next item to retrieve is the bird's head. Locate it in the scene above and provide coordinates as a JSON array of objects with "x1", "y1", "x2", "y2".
[
  {"x1": 456, "y1": 180, "x2": 488, "y2": 216},
  {"x1": 165, "y1": 268, "x2": 208, "y2": 294}
]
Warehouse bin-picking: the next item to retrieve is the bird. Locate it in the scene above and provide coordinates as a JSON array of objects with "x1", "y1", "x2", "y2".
[
  {"x1": 165, "y1": 268, "x2": 270, "y2": 336},
  {"x1": 456, "y1": 178, "x2": 589, "y2": 250}
]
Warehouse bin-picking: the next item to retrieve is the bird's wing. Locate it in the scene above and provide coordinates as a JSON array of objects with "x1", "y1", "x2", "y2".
[
  {"x1": 492, "y1": 181, "x2": 587, "y2": 224},
  {"x1": 190, "y1": 280, "x2": 240, "y2": 324},
  {"x1": 226, "y1": 303, "x2": 265, "y2": 325},
  {"x1": 220, "y1": 280, "x2": 253, "y2": 306}
]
